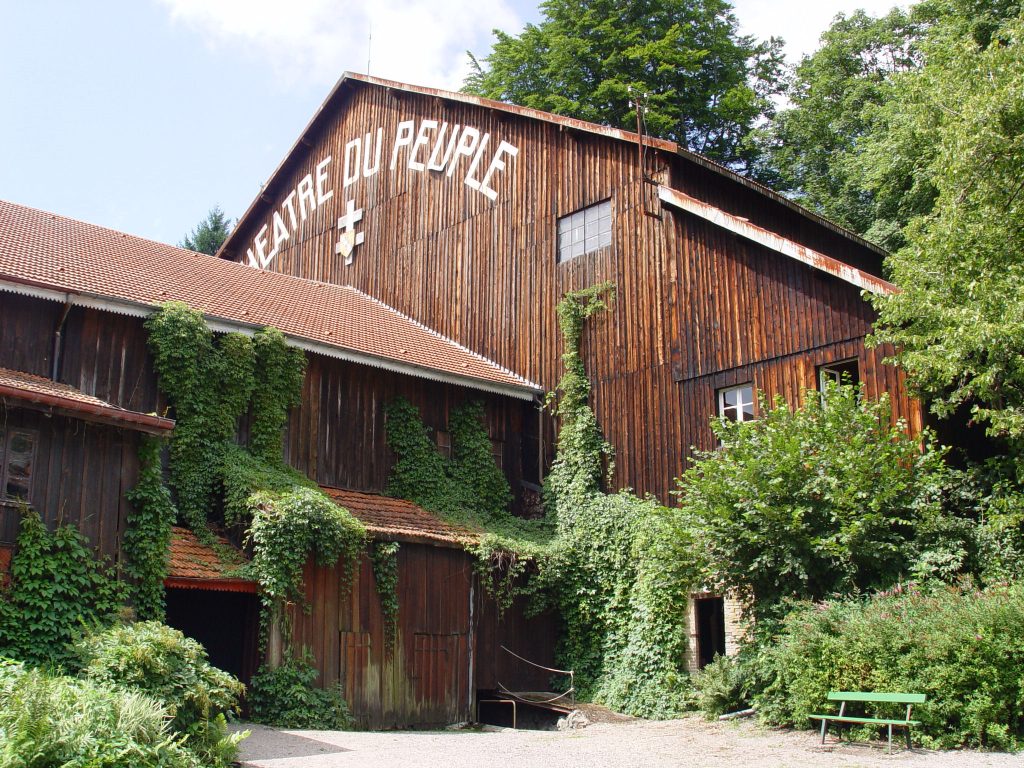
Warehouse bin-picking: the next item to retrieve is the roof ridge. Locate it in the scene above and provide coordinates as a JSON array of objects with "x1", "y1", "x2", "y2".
[{"x1": 345, "y1": 285, "x2": 542, "y2": 392}]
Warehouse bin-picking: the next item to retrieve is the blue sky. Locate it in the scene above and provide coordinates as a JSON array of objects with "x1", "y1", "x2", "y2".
[{"x1": 1, "y1": 1, "x2": 904, "y2": 246}]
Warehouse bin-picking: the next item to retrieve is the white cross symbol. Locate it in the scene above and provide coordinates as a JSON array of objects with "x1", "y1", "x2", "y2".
[{"x1": 335, "y1": 200, "x2": 365, "y2": 266}]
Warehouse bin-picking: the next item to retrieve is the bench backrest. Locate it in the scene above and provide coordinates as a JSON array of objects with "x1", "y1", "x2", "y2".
[{"x1": 828, "y1": 691, "x2": 927, "y2": 704}]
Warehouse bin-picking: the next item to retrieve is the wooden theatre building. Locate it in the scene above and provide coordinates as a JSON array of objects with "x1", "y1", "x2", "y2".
[
  {"x1": 215, "y1": 73, "x2": 922, "y2": 673},
  {"x1": 219, "y1": 73, "x2": 922, "y2": 506},
  {"x1": 0, "y1": 73, "x2": 921, "y2": 722}
]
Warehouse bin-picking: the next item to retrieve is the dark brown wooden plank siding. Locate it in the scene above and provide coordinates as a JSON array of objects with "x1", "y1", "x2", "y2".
[
  {"x1": 0, "y1": 406, "x2": 138, "y2": 559},
  {"x1": 285, "y1": 353, "x2": 534, "y2": 495},
  {"x1": 293, "y1": 544, "x2": 477, "y2": 728},
  {"x1": 225, "y1": 83, "x2": 921, "y2": 503}
]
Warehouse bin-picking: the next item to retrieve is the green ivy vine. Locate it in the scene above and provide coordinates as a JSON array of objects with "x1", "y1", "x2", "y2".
[
  {"x1": 385, "y1": 397, "x2": 554, "y2": 613},
  {"x1": 250, "y1": 328, "x2": 307, "y2": 464},
  {"x1": 369, "y1": 542, "x2": 400, "y2": 656},
  {"x1": 123, "y1": 435, "x2": 176, "y2": 621},
  {"x1": 384, "y1": 283, "x2": 700, "y2": 718},
  {"x1": 145, "y1": 302, "x2": 255, "y2": 535},
  {"x1": 145, "y1": 303, "x2": 365, "y2": 658},
  {"x1": 0, "y1": 507, "x2": 125, "y2": 667}
]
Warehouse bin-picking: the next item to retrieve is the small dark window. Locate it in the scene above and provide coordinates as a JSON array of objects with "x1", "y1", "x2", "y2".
[
  {"x1": 1, "y1": 429, "x2": 37, "y2": 504},
  {"x1": 491, "y1": 440, "x2": 504, "y2": 469},
  {"x1": 557, "y1": 200, "x2": 612, "y2": 262},
  {"x1": 436, "y1": 430, "x2": 452, "y2": 459},
  {"x1": 717, "y1": 384, "x2": 755, "y2": 423},
  {"x1": 818, "y1": 359, "x2": 860, "y2": 390}
]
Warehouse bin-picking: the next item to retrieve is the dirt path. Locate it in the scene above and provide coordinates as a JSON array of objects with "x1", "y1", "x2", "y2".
[{"x1": 235, "y1": 716, "x2": 1023, "y2": 768}]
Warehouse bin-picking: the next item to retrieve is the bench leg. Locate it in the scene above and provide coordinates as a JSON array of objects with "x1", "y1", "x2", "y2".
[
  {"x1": 820, "y1": 718, "x2": 828, "y2": 744},
  {"x1": 905, "y1": 727, "x2": 912, "y2": 752},
  {"x1": 888, "y1": 724, "x2": 893, "y2": 754}
]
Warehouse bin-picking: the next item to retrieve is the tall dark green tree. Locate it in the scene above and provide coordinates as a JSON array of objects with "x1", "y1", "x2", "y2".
[
  {"x1": 464, "y1": 0, "x2": 784, "y2": 175},
  {"x1": 180, "y1": 205, "x2": 232, "y2": 256}
]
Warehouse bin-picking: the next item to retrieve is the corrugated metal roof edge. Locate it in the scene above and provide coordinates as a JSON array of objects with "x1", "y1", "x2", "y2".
[{"x1": 217, "y1": 72, "x2": 888, "y2": 262}]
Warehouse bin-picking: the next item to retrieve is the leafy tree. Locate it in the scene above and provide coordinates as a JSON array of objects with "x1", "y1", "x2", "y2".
[
  {"x1": 675, "y1": 385, "x2": 947, "y2": 620},
  {"x1": 870, "y1": 12, "x2": 1024, "y2": 452},
  {"x1": 465, "y1": 0, "x2": 784, "y2": 174},
  {"x1": 755, "y1": 8, "x2": 926, "y2": 248},
  {"x1": 759, "y1": 0, "x2": 1021, "y2": 249},
  {"x1": 181, "y1": 205, "x2": 232, "y2": 255}
]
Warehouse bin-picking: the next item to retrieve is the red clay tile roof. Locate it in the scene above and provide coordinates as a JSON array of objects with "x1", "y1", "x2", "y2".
[
  {"x1": 0, "y1": 200, "x2": 541, "y2": 400},
  {"x1": 0, "y1": 367, "x2": 174, "y2": 435},
  {"x1": 165, "y1": 526, "x2": 256, "y2": 593},
  {"x1": 322, "y1": 487, "x2": 480, "y2": 548}
]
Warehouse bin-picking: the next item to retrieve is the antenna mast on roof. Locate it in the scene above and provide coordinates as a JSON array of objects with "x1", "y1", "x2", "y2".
[{"x1": 367, "y1": 21, "x2": 372, "y2": 75}]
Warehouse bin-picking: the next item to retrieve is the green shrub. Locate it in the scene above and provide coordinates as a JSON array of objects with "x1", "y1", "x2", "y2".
[
  {"x1": 0, "y1": 659, "x2": 202, "y2": 768},
  {"x1": 676, "y1": 383, "x2": 948, "y2": 620},
  {"x1": 747, "y1": 582, "x2": 1024, "y2": 750},
  {"x1": 0, "y1": 507, "x2": 124, "y2": 668},
  {"x1": 247, "y1": 652, "x2": 353, "y2": 729},
  {"x1": 693, "y1": 654, "x2": 749, "y2": 719},
  {"x1": 75, "y1": 622, "x2": 246, "y2": 765}
]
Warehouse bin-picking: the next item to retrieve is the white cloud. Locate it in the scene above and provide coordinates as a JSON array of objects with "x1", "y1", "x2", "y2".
[
  {"x1": 731, "y1": 0, "x2": 912, "y2": 63},
  {"x1": 157, "y1": 0, "x2": 521, "y2": 90}
]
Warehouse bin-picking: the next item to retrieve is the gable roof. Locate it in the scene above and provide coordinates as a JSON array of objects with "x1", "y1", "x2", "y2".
[
  {"x1": 219, "y1": 71, "x2": 887, "y2": 262},
  {"x1": 0, "y1": 366, "x2": 174, "y2": 435},
  {"x1": 0, "y1": 200, "x2": 541, "y2": 400},
  {"x1": 321, "y1": 487, "x2": 479, "y2": 549}
]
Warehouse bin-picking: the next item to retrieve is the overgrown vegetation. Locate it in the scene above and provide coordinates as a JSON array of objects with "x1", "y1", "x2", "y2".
[
  {"x1": 248, "y1": 652, "x2": 353, "y2": 730},
  {"x1": 370, "y1": 541, "x2": 400, "y2": 655},
  {"x1": 385, "y1": 396, "x2": 554, "y2": 613},
  {"x1": 0, "y1": 507, "x2": 124, "y2": 668},
  {"x1": 124, "y1": 435, "x2": 177, "y2": 621},
  {"x1": 385, "y1": 283, "x2": 699, "y2": 717},
  {"x1": 741, "y1": 582, "x2": 1024, "y2": 750},
  {"x1": 675, "y1": 384, "x2": 949, "y2": 620},
  {"x1": 142, "y1": 303, "x2": 366, "y2": 728},
  {"x1": 145, "y1": 304, "x2": 365, "y2": 655},
  {"x1": 0, "y1": 659, "x2": 205, "y2": 768},
  {"x1": 145, "y1": 302, "x2": 256, "y2": 534},
  {"x1": 75, "y1": 621, "x2": 246, "y2": 765}
]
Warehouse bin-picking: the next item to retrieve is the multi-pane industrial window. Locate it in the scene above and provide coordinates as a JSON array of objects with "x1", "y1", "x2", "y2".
[
  {"x1": 0, "y1": 429, "x2": 36, "y2": 504},
  {"x1": 557, "y1": 200, "x2": 612, "y2": 262},
  {"x1": 717, "y1": 384, "x2": 755, "y2": 423}
]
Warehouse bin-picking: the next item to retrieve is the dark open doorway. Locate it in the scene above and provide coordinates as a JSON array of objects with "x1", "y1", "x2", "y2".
[
  {"x1": 165, "y1": 587, "x2": 261, "y2": 684},
  {"x1": 695, "y1": 596, "x2": 726, "y2": 669}
]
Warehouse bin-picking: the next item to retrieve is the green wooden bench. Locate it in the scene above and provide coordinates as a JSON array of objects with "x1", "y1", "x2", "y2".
[{"x1": 810, "y1": 691, "x2": 927, "y2": 752}]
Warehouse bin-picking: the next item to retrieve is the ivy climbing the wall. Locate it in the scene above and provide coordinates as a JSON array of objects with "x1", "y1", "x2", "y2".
[
  {"x1": 0, "y1": 507, "x2": 125, "y2": 667},
  {"x1": 369, "y1": 541, "x2": 400, "y2": 655},
  {"x1": 249, "y1": 327, "x2": 307, "y2": 464},
  {"x1": 123, "y1": 435, "x2": 177, "y2": 621},
  {"x1": 145, "y1": 303, "x2": 366, "y2": 659},
  {"x1": 544, "y1": 282, "x2": 701, "y2": 717},
  {"x1": 383, "y1": 283, "x2": 702, "y2": 718},
  {"x1": 145, "y1": 302, "x2": 256, "y2": 534},
  {"x1": 385, "y1": 397, "x2": 555, "y2": 613}
]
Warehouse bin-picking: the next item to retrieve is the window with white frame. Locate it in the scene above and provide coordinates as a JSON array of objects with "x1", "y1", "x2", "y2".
[
  {"x1": 557, "y1": 200, "x2": 612, "y2": 263},
  {"x1": 818, "y1": 359, "x2": 860, "y2": 390},
  {"x1": 717, "y1": 384, "x2": 755, "y2": 423}
]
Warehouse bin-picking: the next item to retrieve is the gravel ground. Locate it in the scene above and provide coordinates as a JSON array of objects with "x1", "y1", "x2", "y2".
[{"x1": 234, "y1": 716, "x2": 1024, "y2": 768}]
